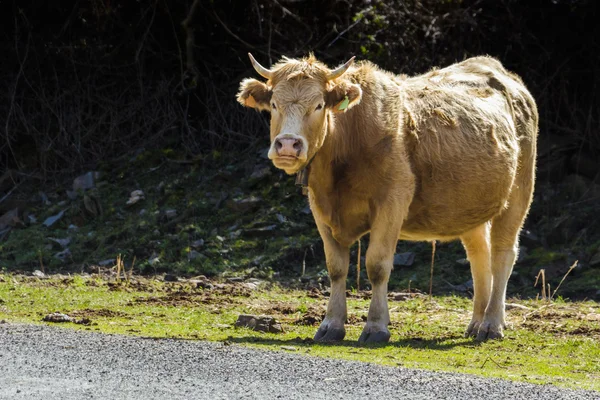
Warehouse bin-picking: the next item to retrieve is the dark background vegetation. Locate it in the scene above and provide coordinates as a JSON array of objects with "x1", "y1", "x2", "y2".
[{"x1": 0, "y1": 0, "x2": 599, "y2": 298}]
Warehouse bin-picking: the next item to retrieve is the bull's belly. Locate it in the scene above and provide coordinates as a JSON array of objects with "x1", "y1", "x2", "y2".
[{"x1": 399, "y1": 191, "x2": 507, "y2": 241}]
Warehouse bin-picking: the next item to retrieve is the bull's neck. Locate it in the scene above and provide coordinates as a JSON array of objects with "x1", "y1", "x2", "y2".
[{"x1": 308, "y1": 108, "x2": 362, "y2": 194}]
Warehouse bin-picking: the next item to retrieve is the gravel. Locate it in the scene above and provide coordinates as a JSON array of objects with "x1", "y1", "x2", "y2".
[{"x1": 0, "y1": 323, "x2": 597, "y2": 400}]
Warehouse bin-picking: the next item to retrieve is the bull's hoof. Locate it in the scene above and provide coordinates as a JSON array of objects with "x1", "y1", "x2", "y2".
[
  {"x1": 475, "y1": 322, "x2": 505, "y2": 341},
  {"x1": 358, "y1": 328, "x2": 391, "y2": 344},
  {"x1": 314, "y1": 326, "x2": 346, "y2": 342},
  {"x1": 464, "y1": 319, "x2": 482, "y2": 338}
]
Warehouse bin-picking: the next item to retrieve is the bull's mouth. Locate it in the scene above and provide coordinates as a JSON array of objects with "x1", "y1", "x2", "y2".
[{"x1": 272, "y1": 155, "x2": 306, "y2": 174}]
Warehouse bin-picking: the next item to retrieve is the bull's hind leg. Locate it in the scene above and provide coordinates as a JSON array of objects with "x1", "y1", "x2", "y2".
[
  {"x1": 477, "y1": 142, "x2": 536, "y2": 341},
  {"x1": 314, "y1": 219, "x2": 349, "y2": 342},
  {"x1": 461, "y1": 223, "x2": 492, "y2": 337}
]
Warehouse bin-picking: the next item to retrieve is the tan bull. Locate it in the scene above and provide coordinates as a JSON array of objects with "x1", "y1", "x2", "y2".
[{"x1": 237, "y1": 53, "x2": 538, "y2": 343}]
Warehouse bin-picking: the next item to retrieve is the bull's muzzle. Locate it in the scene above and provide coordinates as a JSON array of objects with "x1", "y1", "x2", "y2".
[{"x1": 268, "y1": 134, "x2": 308, "y2": 173}]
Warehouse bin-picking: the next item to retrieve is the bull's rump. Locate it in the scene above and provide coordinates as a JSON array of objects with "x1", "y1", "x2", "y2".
[{"x1": 399, "y1": 57, "x2": 532, "y2": 241}]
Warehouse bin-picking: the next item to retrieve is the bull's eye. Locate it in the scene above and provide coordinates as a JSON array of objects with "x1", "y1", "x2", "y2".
[
  {"x1": 271, "y1": 103, "x2": 277, "y2": 110},
  {"x1": 315, "y1": 104, "x2": 323, "y2": 111}
]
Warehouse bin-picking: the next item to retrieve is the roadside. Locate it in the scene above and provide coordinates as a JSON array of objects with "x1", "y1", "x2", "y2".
[
  {"x1": 1, "y1": 323, "x2": 598, "y2": 400},
  {"x1": 1, "y1": 274, "x2": 599, "y2": 391}
]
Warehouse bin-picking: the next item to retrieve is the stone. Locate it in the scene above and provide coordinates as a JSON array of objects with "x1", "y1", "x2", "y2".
[
  {"x1": 48, "y1": 237, "x2": 71, "y2": 249},
  {"x1": 72, "y1": 171, "x2": 101, "y2": 191},
  {"x1": 520, "y1": 229, "x2": 540, "y2": 247},
  {"x1": 126, "y1": 190, "x2": 145, "y2": 206},
  {"x1": 190, "y1": 239, "x2": 205, "y2": 249},
  {"x1": 455, "y1": 258, "x2": 470, "y2": 266},
  {"x1": 188, "y1": 250, "x2": 202, "y2": 261},
  {"x1": 98, "y1": 259, "x2": 116, "y2": 266},
  {"x1": 0, "y1": 208, "x2": 21, "y2": 229},
  {"x1": 226, "y1": 196, "x2": 261, "y2": 212},
  {"x1": 590, "y1": 251, "x2": 600, "y2": 267},
  {"x1": 42, "y1": 210, "x2": 66, "y2": 227},
  {"x1": 250, "y1": 166, "x2": 271, "y2": 180},
  {"x1": 54, "y1": 248, "x2": 72, "y2": 262},
  {"x1": 393, "y1": 252, "x2": 415, "y2": 267},
  {"x1": 165, "y1": 209, "x2": 177, "y2": 220},
  {"x1": 32, "y1": 270, "x2": 45, "y2": 278},
  {"x1": 235, "y1": 314, "x2": 283, "y2": 333},
  {"x1": 242, "y1": 225, "x2": 277, "y2": 238},
  {"x1": 164, "y1": 274, "x2": 178, "y2": 282}
]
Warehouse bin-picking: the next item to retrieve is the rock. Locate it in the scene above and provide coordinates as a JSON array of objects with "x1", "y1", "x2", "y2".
[
  {"x1": 27, "y1": 214, "x2": 37, "y2": 224},
  {"x1": 190, "y1": 239, "x2": 205, "y2": 249},
  {"x1": 569, "y1": 152, "x2": 599, "y2": 180},
  {"x1": 517, "y1": 246, "x2": 528, "y2": 263},
  {"x1": 250, "y1": 166, "x2": 271, "y2": 180},
  {"x1": 226, "y1": 196, "x2": 262, "y2": 212},
  {"x1": 0, "y1": 208, "x2": 22, "y2": 230},
  {"x1": 68, "y1": 224, "x2": 79, "y2": 231},
  {"x1": 242, "y1": 225, "x2": 277, "y2": 238},
  {"x1": 72, "y1": 171, "x2": 101, "y2": 192},
  {"x1": 301, "y1": 205, "x2": 312, "y2": 215},
  {"x1": 42, "y1": 210, "x2": 66, "y2": 227},
  {"x1": 243, "y1": 282, "x2": 260, "y2": 290},
  {"x1": 188, "y1": 250, "x2": 202, "y2": 261},
  {"x1": 389, "y1": 292, "x2": 424, "y2": 301},
  {"x1": 42, "y1": 312, "x2": 91, "y2": 325},
  {"x1": 196, "y1": 281, "x2": 214, "y2": 290},
  {"x1": 48, "y1": 237, "x2": 71, "y2": 249},
  {"x1": 235, "y1": 314, "x2": 283, "y2": 333},
  {"x1": 505, "y1": 303, "x2": 532, "y2": 311},
  {"x1": 43, "y1": 312, "x2": 73, "y2": 323},
  {"x1": 393, "y1": 252, "x2": 415, "y2": 267},
  {"x1": 455, "y1": 258, "x2": 470, "y2": 266},
  {"x1": 446, "y1": 279, "x2": 473, "y2": 292},
  {"x1": 32, "y1": 270, "x2": 45, "y2": 278},
  {"x1": 229, "y1": 230, "x2": 242, "y2": 240},
  {"x1": 280, "y1": 346, "x2": 298, "y2": 351},
  {"x1": 98, "y1": 259, "x2": 115, "y2": 266},
  {"x1": 227, "y1": 277, "x2": 243, "y2": 283},
  {"x1": 39, "y1": 191, "x2": 51, "y2": 206},
  {"x1": 590, "y1": 251, "x2": 600, "y2": 267},
  {"x1": 276, "y1": 213, "x2": 287, "y2": 224},
  {"x1": 139, "y1": 209, "x2": 147, "y2": 216},
  {"x1": 148, "y1": 254, "x2": 160, "y2": 265},
  {"x1": 126, "y1": 190, "x2": 145, "y2": 206},
  {"x1": 164, "y1": 274, "x2": 178, "y2": 282},
  {"x1": 520, "y1": 229, "x2": 540, "y2": 247},
  {"x1": 54, "y1": 248, "x2": 72, "y2": 262},
  {"x1": 83, "y1": 194, "x2": 102, "y2": 216},
  {"x1": 165, "y1": 209, "x2": 177, "y2": 220}
]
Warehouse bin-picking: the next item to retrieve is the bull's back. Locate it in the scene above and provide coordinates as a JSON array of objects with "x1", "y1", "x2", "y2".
[{"x1": 399, "y1": 57, "x2": 536, "y2": 240}]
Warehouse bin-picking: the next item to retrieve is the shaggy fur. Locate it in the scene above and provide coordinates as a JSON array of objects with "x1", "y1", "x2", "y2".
[{"x1": 238, "y1": 54, "x2": 538, "y2": 343}]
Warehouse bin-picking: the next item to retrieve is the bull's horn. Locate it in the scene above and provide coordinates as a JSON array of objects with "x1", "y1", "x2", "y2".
[
  {"x1": 248, "y1": 53, "x2": 273, "y2": 80},
  {"x1": 327, "y1": 56, "x2": 355, "y2": 80}
]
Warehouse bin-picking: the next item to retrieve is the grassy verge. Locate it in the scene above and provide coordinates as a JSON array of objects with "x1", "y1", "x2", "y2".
[{"x1": 0, "y1": 273, "x2": 598, "y2": 391}]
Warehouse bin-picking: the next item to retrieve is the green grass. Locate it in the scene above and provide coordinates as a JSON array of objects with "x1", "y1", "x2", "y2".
[{"x1": 0, "y1": 273, "x2": 599, "y2": 391}]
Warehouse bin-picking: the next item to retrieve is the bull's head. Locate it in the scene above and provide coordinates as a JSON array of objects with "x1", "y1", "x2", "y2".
[{"x1": 237, "y1": 53, "x2": 362, "y2": 175}]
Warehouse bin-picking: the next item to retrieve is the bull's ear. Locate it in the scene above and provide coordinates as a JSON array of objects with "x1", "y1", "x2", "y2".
[
  {"x1": 325, "y1": 82, "x2": 362, "y2": 113},
  {"x1": 237, "y1": 78, "x2": 272, "y2": 111}
]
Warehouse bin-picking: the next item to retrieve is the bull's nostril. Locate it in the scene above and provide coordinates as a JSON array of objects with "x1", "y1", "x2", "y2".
[
  {"x1": 275, "y1": 140, "x2": 283, "y2": 150},
  {"x1": 293, "y1": 141, "x2": 302, "y2": 151}
]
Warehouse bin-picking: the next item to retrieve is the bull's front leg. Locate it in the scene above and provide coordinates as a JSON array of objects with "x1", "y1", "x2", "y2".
[
  {"x1": 359, "y1": 205, "x2": 405, "y2": 344},
  {"x1": 313, "y1": 220, "x2": 349, "y2": 342}
]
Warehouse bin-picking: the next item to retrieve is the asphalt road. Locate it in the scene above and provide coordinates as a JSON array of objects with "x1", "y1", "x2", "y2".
[{"x1": 0, "y1": 323, "x2": 597, "y2": 400}]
